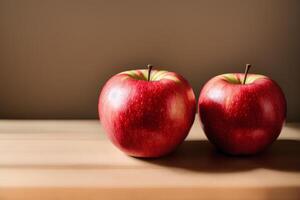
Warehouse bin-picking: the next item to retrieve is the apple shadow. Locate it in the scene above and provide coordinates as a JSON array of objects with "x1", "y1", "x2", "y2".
[{"x1": 139, "y1": 139, "x2": 300, "y2": 173}]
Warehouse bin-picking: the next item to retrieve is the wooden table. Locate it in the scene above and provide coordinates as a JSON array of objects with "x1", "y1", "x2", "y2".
[{"x1": 0, "y1": 120, "x2": 299, "y2": 200}]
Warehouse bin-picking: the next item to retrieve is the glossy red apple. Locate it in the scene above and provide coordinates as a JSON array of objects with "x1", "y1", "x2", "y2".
[
  {"x1": 198, "y1": 64, "x2": 286, "y2": 155},
  {"x1": 99, "y1": 65, "x2": 196, "y2": 157}
]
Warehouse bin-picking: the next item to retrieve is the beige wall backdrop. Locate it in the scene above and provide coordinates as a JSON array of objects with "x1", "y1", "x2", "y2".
[{"x1": 0, "y1": 0, "x2": 299, "y2": 121}]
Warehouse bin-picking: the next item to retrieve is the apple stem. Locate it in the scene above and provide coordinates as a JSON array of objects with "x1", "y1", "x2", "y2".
[
  {"x1": 147, "y1": 64, "x2": 153, "y2": 81},
  {"x1": 243, "y1": 64, "x2": 252, "y2": 84}
]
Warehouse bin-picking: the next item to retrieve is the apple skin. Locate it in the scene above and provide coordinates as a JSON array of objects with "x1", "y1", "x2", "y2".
[
  {"x1": 99, "y1": 69, "x2": 196, "y2": 158},
  {"x1": 198, "y1": 73, "x2": 286, "y2": 155}
]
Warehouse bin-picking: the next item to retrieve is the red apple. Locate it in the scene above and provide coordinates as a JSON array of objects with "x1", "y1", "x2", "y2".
[
  {"x1": 198, "y1": 64, "x2": 286, "y2": 155},
  {"x1": 99, "y1": 65, "x2": 196, "y2": 158}
]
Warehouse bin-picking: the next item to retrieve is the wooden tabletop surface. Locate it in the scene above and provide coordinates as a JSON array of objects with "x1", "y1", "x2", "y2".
[{"x1": 0, "y1": 120, "x2": 299, "y2": 200}]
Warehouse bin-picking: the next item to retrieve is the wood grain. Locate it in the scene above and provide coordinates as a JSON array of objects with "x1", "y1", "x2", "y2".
[{"x1": 0, "y1": 120, "x2": 299, "y2": 199}]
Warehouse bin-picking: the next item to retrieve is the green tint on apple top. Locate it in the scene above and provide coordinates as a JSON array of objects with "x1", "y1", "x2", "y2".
[{"x1": 222, "y1": 73, "x2": 266, "y2": 85}]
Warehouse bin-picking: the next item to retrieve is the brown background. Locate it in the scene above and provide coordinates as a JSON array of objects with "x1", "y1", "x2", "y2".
[{"x1": 0, "y1": 0, "x2": 299, "y2": 121}]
